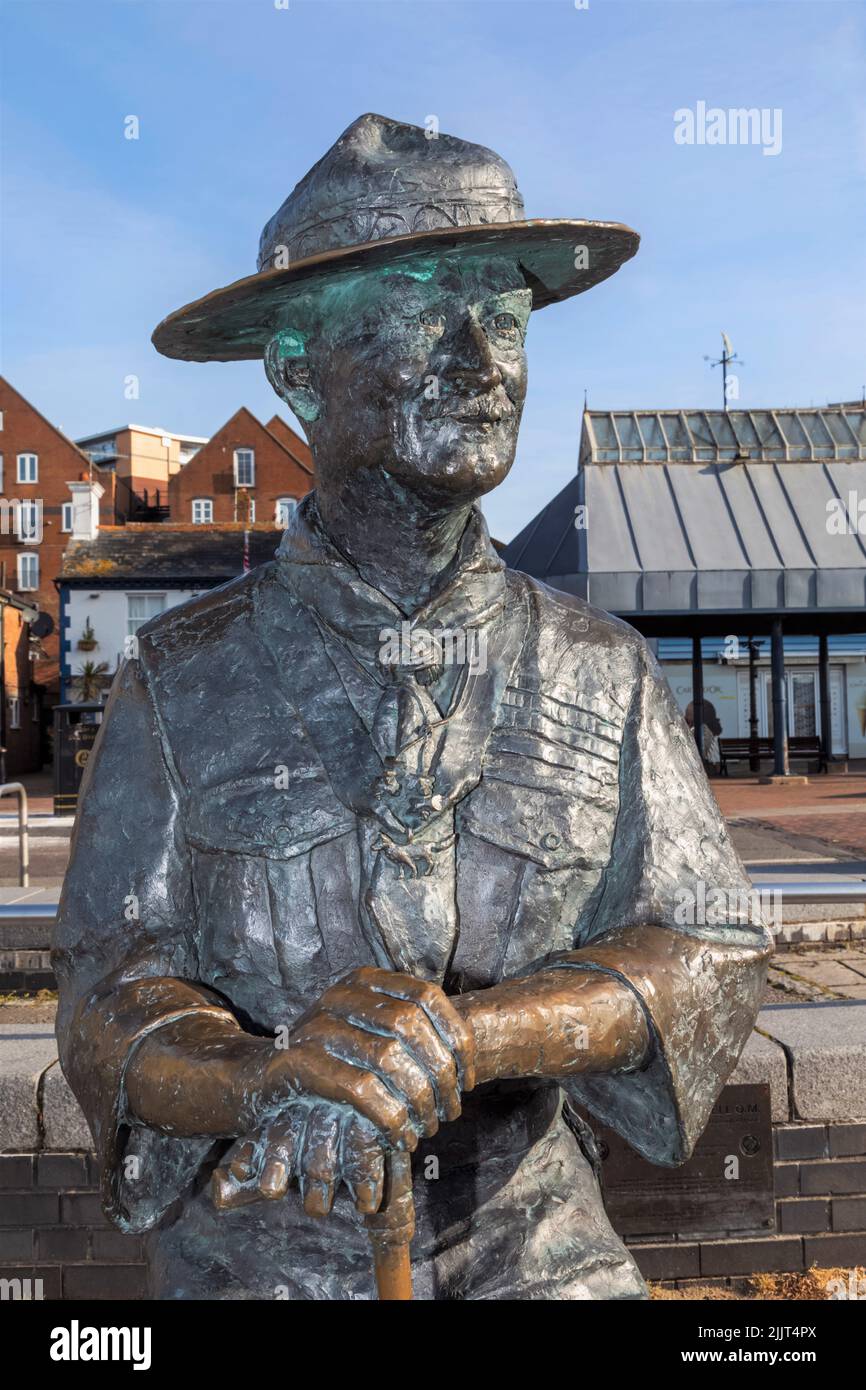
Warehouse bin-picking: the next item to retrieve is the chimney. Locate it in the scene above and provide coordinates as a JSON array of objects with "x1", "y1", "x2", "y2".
[{"x1": 67, "y1": 476, "x2": 105, "y2": 541}]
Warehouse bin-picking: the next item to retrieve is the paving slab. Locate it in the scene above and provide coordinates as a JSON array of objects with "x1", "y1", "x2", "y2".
[
  {"x1": 43, "y1": 1061, "x2": 92, "y2": 1149},
  {"x1": 0, "y1": 1023, "x2": 57, "y2": 1149},
  {"x1": 728, "y1": 1029, "x2": 789, "y2": 1122},
  {"x1": 758, "y1": 1002, "x2": 866, "y2": 1122}
]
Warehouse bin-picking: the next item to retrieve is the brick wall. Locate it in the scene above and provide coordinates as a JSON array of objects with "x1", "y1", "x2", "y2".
[
  {"x1": 3, "y1": 1122, "x2": 864, "y2": 1300},
  {"x1": 627, "y1": 1122, "x2": 866, "y2": 1286},
  {"x1": 0, "y1": 377, "x2": 111, "y2": 699},
  {"x1": 168, "y1": 408, "x2": 312, "y2": 526},
  {"x1": 0, "y1": 1152, "x2": 147, "y2": 1300},
  {"x1": 1, "y1": 597, "x2": 42, "y2": 775}
]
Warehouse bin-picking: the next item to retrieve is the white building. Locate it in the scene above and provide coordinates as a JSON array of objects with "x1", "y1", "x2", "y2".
[{"x1": 58, "y1": 479, "x2": 282, "y2": 701}]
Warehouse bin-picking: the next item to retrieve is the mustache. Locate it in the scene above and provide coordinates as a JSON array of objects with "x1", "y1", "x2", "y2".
[{"x1": 425, "y1": 391, "x2": 516, "y2": 423}]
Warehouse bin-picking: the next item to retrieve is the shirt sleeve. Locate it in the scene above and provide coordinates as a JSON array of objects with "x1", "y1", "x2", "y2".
[
  {"x1": 555, "y1": 641, "x2": 772, "y2": 1165},
  {"x1": 53, "y1": 656, "x2": 241, "y2": 1232}
]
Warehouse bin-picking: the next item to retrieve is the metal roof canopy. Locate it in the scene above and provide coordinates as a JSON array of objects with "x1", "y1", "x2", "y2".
[{"x1": 505, "y1": 407, "x2": 866, "y2": 637}]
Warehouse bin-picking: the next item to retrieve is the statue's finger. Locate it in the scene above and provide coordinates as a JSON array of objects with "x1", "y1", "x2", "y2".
[
  {"x1": 259, "y1": 1108, "x2": 306, "y2": 1200},
  {"x1": 228, "y1": 1138, "x2": 257, "y2": 1184},
  {"x1": 298, "y1": 1104, "x2": 340, "y2": 1217},
  {"x1": 341, "y1": 1116, "x2": 385, "y2": 1215},
  {"x1": 212, "y1": 1164, "x2": 267, "y2": 1211}
]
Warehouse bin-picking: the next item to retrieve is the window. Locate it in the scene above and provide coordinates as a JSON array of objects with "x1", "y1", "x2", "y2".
[
  {"x1": 276, "y1": 497, "x2": 297, "y2": 527},
  {"x1": 17, "y1": 552, "x2": 38, "y2": 591},
  {"x1": 248, "y1": 499, "x2": 256, "y2": 524},
  {"x1": 17, "y1": 453, "x2": 38, "y2": 484},
  {"x1": 61, "y1": 501, "x2": 73, "y2": 532},
  {"x1": 17, "y1": 499, "x2": 41, "y2": 542},
  {"x1": 233, "y1": 449, "x2": 255, "y2": 487},
  {"x1": 192, "y1": 498, "x2": 213, "y2": 524},
  {"x1": 8, "y1": 697, "x2": 20, "y2": 730},
  {"x1": 127, "y1": 594, "x2": 165, "y2": 636}
]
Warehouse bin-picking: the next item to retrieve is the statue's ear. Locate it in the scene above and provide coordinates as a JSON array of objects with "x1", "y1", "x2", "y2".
[{"x1": 264, "y1": 333, "x2": 320, "y2": 424}]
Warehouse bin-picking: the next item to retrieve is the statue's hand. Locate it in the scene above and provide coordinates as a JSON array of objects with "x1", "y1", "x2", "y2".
[
  {"x1": 256, "y1": 967, "x2": 476, "y2": 1153},
  {"x1": 212, "y1": 1101, "x2": 387, "y2": 1217}
]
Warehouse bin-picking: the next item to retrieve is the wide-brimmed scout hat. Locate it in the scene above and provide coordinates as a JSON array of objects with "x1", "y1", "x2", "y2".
[{"x1": 152, "y1": 113, "x2": 639, "y2": 363}]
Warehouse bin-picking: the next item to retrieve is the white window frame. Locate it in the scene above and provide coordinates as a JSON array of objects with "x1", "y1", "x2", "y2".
[
  {"x1": 17, "y1": 552, "x2": 38, "y2": 591},
  {"x1": 17, "y1": 453, "x2": 38, "y2": 484},
  {"x1": 233, "y1": 448, "x2": 255, "y2": 487},
  {"x1": 192, "y1": 498, "x2": 213, "y2": 524},
  {"x1": 8, "y1": 697, "x2": 20, "y2": 730},
  {"x1": 127, "y1": 593, "x2": 166, "y2": 637},
  {"x1": 248, "y1": 499, "x2": 256, "y2": 524},
  {"x1": 276, "y1": 497, "x2": 297, "y2": 527},
  {"x1": 16, "y1": 499, "x2": 41, "y2": 542},
  {"x1": 61, "y1": 501, "x2": 73, "y2": 532}
]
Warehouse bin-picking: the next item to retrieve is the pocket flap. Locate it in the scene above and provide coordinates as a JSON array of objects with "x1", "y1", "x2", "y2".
[
  {"x1": 188, "y1": 778, "x2": 354, "y2": 859},
  {"x1": 458, "y1": 775, "x2": 616, "y2": 871}
]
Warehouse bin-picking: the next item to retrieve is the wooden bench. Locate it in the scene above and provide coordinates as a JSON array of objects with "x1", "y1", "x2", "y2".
[{"x1": 719, "y1": 735, "x2": 827, "y2": 776}]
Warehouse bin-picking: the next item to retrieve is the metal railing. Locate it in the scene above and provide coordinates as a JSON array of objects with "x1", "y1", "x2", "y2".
[
  {"x1": 0, "y1": 880, "x2": 863, "y2": 928},
  {"x1": 0, "y1": 782, "x2": 29, "y2": 887},
  {"x1": 751, "y1": 880, "x2": 866, "y2": 905}
]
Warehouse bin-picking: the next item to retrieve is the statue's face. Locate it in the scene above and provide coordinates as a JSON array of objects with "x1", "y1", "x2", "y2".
[{"x1": 265, "y1": 254, "x2": 531, "y2": 503}]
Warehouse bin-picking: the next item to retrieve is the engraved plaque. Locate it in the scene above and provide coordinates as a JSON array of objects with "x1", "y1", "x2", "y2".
[{"x1": 589, "y1": 1083, "x2": 774, "y2": 1237}]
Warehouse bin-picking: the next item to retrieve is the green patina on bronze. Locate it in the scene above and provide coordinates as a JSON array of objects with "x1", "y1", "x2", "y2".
[{"x1": 273, "y1": 328, "x2": 308, "y2": 360}]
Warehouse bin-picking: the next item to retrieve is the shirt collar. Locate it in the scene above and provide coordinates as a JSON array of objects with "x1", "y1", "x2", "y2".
[{"x1": 275, "y1": 492, "x2": 508, "y2": 656}]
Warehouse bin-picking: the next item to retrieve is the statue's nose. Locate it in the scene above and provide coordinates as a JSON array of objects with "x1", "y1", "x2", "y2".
[{"x1": 442, "y1": 313, "x2": 503, "y2": 394}]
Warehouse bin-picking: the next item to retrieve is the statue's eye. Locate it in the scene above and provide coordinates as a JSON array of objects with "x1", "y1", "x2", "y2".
[
  {"x1": 420, "y1": 309, "x2": 446, "y2": 331},
  {"x1": 493, "y1": 312, "x2": 519, "y2": 336}
]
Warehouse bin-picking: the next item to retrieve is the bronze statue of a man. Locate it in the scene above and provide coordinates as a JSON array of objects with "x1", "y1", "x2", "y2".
[{"x1": 54, "y1": 114, "x2": 771, "y2": 1301}]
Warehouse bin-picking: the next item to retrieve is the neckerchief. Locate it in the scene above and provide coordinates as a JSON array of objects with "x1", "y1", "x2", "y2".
[{"x1": 266, "y1": 495, "x2": 529, "y2": 980}]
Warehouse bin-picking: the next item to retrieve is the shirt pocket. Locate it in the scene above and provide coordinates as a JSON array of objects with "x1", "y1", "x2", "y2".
[
  {"x1": 187, "y1": 777, "x2": 357, "y2": 1025},
  {"x1": 186, "y1": 776, "x2": 355, "y2": 860},
  {"x1": 458, "y1": 774, "x2": 617, "y2": 872},
  {"x1": 461, "y1": 696, "x2": 623, "y2": 871}
]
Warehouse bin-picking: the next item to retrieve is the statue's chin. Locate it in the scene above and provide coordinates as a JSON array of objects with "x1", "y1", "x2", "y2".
[
  {"x1": 385, "y1": 420, "x2": 519, "y2": 501},
  {"x1": 384, "y1": 454, "x2": 513, "y2": 504}
]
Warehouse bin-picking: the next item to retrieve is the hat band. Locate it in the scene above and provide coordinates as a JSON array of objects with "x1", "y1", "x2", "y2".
[{"x1": 259, "y1": 189, "x2": 525, "y2": 270}]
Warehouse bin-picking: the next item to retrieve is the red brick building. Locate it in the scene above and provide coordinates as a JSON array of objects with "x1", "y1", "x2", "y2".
[
  {"x1": 0, "y1": 589, "x2": 42, "y2": 777},
  {"x1": 167, "y1": 408, "x2": 313, "y2": 528},
  {"x1": 0, "y1": 377, "x2": 111, "y2": 701}
]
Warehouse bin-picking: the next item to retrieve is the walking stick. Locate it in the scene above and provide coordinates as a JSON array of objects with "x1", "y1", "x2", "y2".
[{"x1": 364, "y1": 1149, "x2": 415, "y2": 1301}]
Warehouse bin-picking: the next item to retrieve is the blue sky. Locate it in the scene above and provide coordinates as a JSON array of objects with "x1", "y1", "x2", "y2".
[{"x1": 2, "y1": 0, "x2": 865, "y2": 540}]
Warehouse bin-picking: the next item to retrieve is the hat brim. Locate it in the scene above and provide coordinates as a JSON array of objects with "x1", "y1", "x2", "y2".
[{"x1": 151, "y1": 218, "x2": 639, "y2": 362}]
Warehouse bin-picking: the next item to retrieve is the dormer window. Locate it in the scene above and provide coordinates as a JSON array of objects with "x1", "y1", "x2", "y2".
[{"x1": 234, "y1": 449, "x2": 255, "y2": 487}]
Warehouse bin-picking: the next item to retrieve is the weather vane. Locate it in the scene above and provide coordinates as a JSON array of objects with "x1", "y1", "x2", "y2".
[{"x1": 704, "y1": 331, "x2": 743, "y2": 411}]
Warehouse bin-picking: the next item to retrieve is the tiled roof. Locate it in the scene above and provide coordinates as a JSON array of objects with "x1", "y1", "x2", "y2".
[{"x1": 60, "y1": 525, "x2": 283, "y2": 583}]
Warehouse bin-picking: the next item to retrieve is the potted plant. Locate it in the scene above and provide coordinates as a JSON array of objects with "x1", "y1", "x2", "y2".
[
  {"x1": 77, "y1": 618, "x2": 97, "y2": 652},
  {"x1": 71, "y1": 660, "x2": 110, "y2": 702}
]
